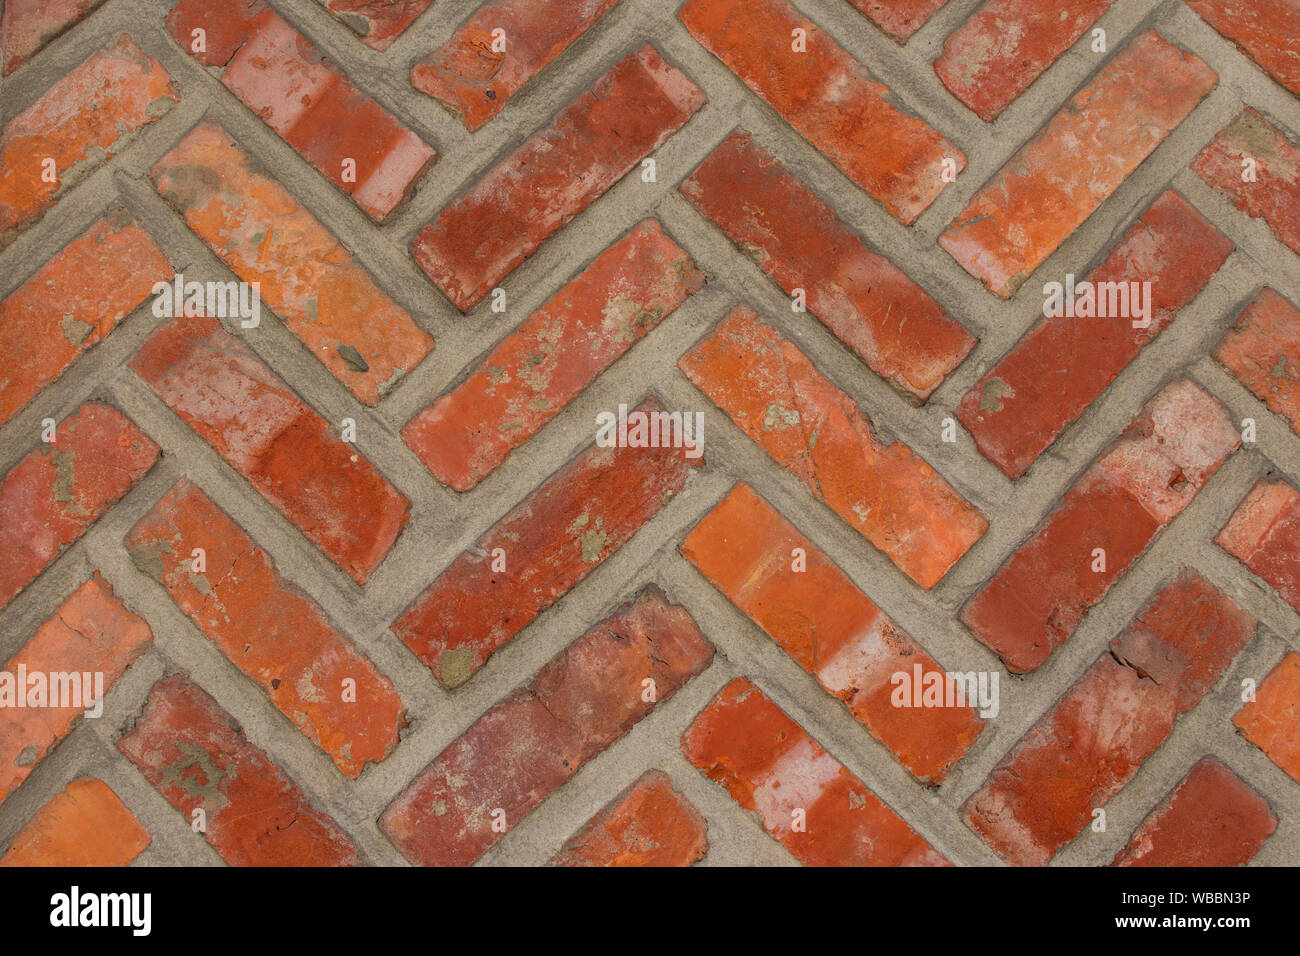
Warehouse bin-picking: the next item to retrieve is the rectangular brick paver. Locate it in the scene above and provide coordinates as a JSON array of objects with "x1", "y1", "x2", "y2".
[
  {"x1": 1234, "y1": 652, "x2": 1300, "y2": 785},
  {"x1": 0, "y1": 778, "x2": 151, "y2": 866},
  {"x1": 1216, "y1": 290, "x2": 1300, "y2": 435},
  {"x1": 1216, "y1": 478, "x2": 1300, "y2": 613}
]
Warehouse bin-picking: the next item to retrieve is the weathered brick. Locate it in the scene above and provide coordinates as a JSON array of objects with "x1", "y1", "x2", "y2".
[
  {"x1": 1112, "y1": 758, "x2": 1276, "y2": 867},
  {"x1": 412, "y1": 0, "x2": 621, "y2": 131},
  {"x1": 935, "y1": 0, "x2": 1113, "y2": 122},
  {"x1": 681, "y1": 308, "x2": 986, "y2": 589},
  {"x1": 0, "y1": 210, "x2": 172, "y2": 429},
  {"x1": 167, "y1": 0, "x2": 437, "y2": 222},
  {"x1": 1, "y1": 0, "x2": 105, "y2": 75},
  {"x1": 940, "y1": 31, "x2": 1216, "y2": 298},
  {"x1": 1217, "y1": 478, "x2": 1300, "y2": 613},
  {"x1": 1194, "y1": 109, "x2": 1300, "y2": 257},
  {"x1": 125, "y1": 480, "x2": 406, "y2": 779},
  {"x1": 412, "y1": 45, "x2": 704, "y2": 311},
  {"x1": 681, "y1": 131, "x2": 975, "y2": 401},
  {"x1": 0, "y1": 36, "x2": 177, "y2": 246},
  {"x1": 959, "y1": 190, "x2": 1234, "y2": 478},
  {"x1": 394, "y1": 397, "x2": 702, "y2": 687},
  {"x1": 0, "y1": 778, "x2": 150, "y2": 866},
  {"x1": 682, "y1": 482, "x2": 983, "y2": 781},
  {"x1": 1234, "y1": 652, "x2": 1300, "y2": 784},
  {"x1": 381, "y1": 587, "x2": 713, "y2": 866},
  {"x1": 118, "y1": 675, "x2": 360, "y2": 866},
  {"x1": 964, "y1": 570, "x2": 1256, "y2": 866},
  {"x1": 845, "y1": 0, "x2": 950, "y2": 43},
  {"x1": 1216, "y1": 289, "x2": 1300, "y2": 435},
  {"x1": 680, "y1": 0, "x2": 963, "y2": 224},
  {"x1": 322, "y1": 0, "x2": 432, "y2": 50},
  {"x1": 130, "y1": 315, "x2": 409, "y2": 586},
  {"x1": 152, "y1": 122, "x2": 433, "y2": 405},
  {"x1": 963, "y1": 380, "x2": 1238, "y2": 673},
  {"x1": 403, "y1": 220, "x2": 703, "y2": 491},
  {"x1": 548, "y1": 769, "x2": 707, "y2": 867},
  {"x1": 1, "y1": 574, "x2": 153, "y2": 804},
  {"x1": 1185, "y1": 0, "x2": 1300, "y2": 98},
  {"x1": 0, "y1": 403, "x2": 160, "y2": 610},
  {"x1": 683, "y1": 678, "x2": 947, "y2": 866}
]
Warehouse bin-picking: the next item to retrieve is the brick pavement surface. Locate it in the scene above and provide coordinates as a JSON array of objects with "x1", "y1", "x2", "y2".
[{"x1": 0, "y1": 0, "x2": 1298, "y2": 867}]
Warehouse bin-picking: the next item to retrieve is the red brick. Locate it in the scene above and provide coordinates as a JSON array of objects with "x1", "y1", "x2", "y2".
[
  {"x1": 940, "y1": 31, "x2": 1216, "y2": 298},
  {"x1": 152, "y1": 122, "x2": 434, "y2": 406},
  {"x1": 1234, "y1": 652, "x2": 1300, "y2": 784},
  {"x1": 393, "y1": 397, "x2": 702, "y2": 687},
  {"x1": 412, "y1": 46, "x2": 704, "y2": 311},
  {"x1": 548, "y1": 769, "x2": 708, "y2": 867},
  {"x1": 959, "y1": 190, "x2": 1234, "y2": 478},
  {"x1": 681, "y1": 131, "x2": 975, "y2": 402},
  {"x1": 845, "y1": 0, "x2": 950, "y2": 43},
  {"x1": 380, "y1": 587, "x2": 713, "y2": 866},
  {"x1": 935, "y1": 0, "x2": 1114, "y2": 122},
  {"x1": 681, "y1": 308, "x2": 986, "y2": 588},
  {"x1": 129, "y1": 315, "x2": 409, "y2": 586},
  {"x1": 323, "y1": 0, "x2": 433, "y2": 50},
  {"x1": 1194, "y1": 109, "x2": 1300, "y2": 258},
  {"x1": 1, "y1": 0, "x2": 105, "y2": 76},
  {"x1": 1216, "y1": 478, "x2": 1300, "y2": 613},
  {"x1": 403, "y1": 220, "x2": 703, "y2": 491},
  {"x1": 0, "y1": 36, "x2": 178, "y2": 247},
  {"x1": 1113, "y1": 758, "x2": 1276, "y2": 867},
  {"x1": 963, "y1": 379, "x2": 1238, "y2": 673},
  {"x1": 1185, "y1": 0, "x2": 1300, "y2": 98},
  {"x1": 412, "y1": 0, "x2": 621, "y2": 131},
  {"x1": 0, "y1": 210, "x2": 173, "y2": 429},
  {"x1": 0, "y1": 403, "x2": 160, "y2": 610},
  {"x1": 1, "y1": 574, "x2": 153, "y2": 805},
  {"x1": 125, "y1": 480, "x2": 406, "y2": 779},
  {"x1": 682, "y1": 483, "x2": 983, "y2": 781},
  {"x1": 964, "y1": 571, "x2": 1256, "y2": 866},
  {"x1": 683, "y1": 678, "x2": 947, "y2": 866},
  {"x1": 167, "y1": 0, "x2": 436, "y2": 222},
  {"x1": 1216, "y1": 289, "x2": 1300, "y2": 436},
  {"x1": 680, "y1": 0, "x2": 963, "y2": 224},
  {"x1": 0, "y1": 778, "x2": 151, "y2": 866},
  {"x1": 117, "y1": 675, "x2": 360, "y2": 866}
]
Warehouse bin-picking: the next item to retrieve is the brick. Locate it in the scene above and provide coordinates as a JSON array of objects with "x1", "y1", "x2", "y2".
[
  {"x1": 963, "y1": 380, "x2": 1238, "y2": 673},
  {"x1": 403, "y1": 220, "x2": 703, "y2": 491},
  {"x1": 412, "y1": 46, "x2": 705, "y2": 311},
  {"x1": 1, "y1": 0, "x2": 105, "y2": 76},
  {"x1": 959, "y1": 190, "x2": 1234, "y2": 478},
  {"x1": 0, "y1": 403, "x2": 159, "y2": 610},
  {"x1": 683, "y1": 678, "x2": 947, "y2": 865},
  {"x1": 394, "y1": 397, "x2": 702, "y2": 687},
  {"x1": 125, "y1": 480, "x2": 406, "y2": 779},
  {"x1": 964, "y1": 570, "x2": 1256, "y2": 866},
  {"x1": 845, "y1": 0, "x2": 949, "y2": 43},
  {"x1": 118, "y1": 675, "x2": 360, "y2": 866},
  {"x1": 681, "y1": 131, "x2": 975, "y2": 401},
  {"x1": 682, "y1": 483, "x2": 983, "y2": 781},
  {"x1": 167, "y1": 0, "x2": 437, "y2": 222},
  {"x1": 0, "y1": 574, "x2": 153, "y2": 805},
  {"x1": 1216, "y1": 290, "x2": 1300, "y2": 436},
  {"x1": 940, "y1": 31, "x2": 1216, "y2": 298},
  {"x1": 152, "y1": 122, "x2": 433, "y2": 406},
  {"x1": 680, "y1": 0, "x2": 964, "y2": 224},
  {"x1": 322, "y1": 0, "x2": 432, "y2": 50},
  {"x1": 412, "y1": 0, "x2": 621, "y2": 131},
  {"x1": 1112, "y1": 758, "x2": 1276, "y2": 867},
  {"x1": 1194, "y1": 109, "x2": 1300, "y2": 258},
  {"x1": 549, "y1": 769, "x2": 708, "y2": 867},
  {"x1": 0, "y1": 36, "x2": 177, "y2": 247},
  {"x1": 935, "y1": 0, "x2": 1113, "y2": 122},
  {"x1": 381, "y1": 587, "x2": 713, "y2": 866},
  {"x1": 1234, "y1": 652, "x2": 1300, "y2": 784},
  {"x1": 1216, "y1": 478, "x2": 1300, "y2": 613},
  {"x1": 130, "y1": 315, "x2": 409, "y2": 586},
  {"x1": 0, "y1": 210, "x2": 172, "y2": 429},
  {"x1": 0, "y1": 778, "x2": 150, "y2": 866},
  {"x1": 681, "y1": 308, "x2": 986, "y2": 588},
  {"x1": 1185, "y1": 0, "x2": 1300, "y2": 99}
]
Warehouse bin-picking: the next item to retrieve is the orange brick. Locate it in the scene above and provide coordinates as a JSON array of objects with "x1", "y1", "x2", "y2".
[
  {"x1": 1185, "y1": 0, "x2": 1300, "y2": 98},
  {"x1": 1217, "y1": 478, "x2": 1300, "y2": 613},
  {"x1": 845, "y1": 0, "x2": 950, "y2": 43},
  {"x1": 1, "y1": 0, "x2": 105, "y2": 76},
  {"x1": 549, "y1": 770, "x2": 708, "y2": 867},
  {"x1": 1234, "y1": 652, "x2": 1300, "y2": 784},
  {"x1": 0, "y1": 778, "x2": 150, "y2": 866},
  {"x1": 1216, "y1": 289, "x2": 1300, "y2": 436},
  {"x1": 322, "y1": 0, "x2": 433, "y2": 50}
]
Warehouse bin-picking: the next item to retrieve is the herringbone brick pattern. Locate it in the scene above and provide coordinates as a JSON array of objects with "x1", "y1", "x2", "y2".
[{"x1": 1, "y1": 0, "x2": 1298, "y2": 867}]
